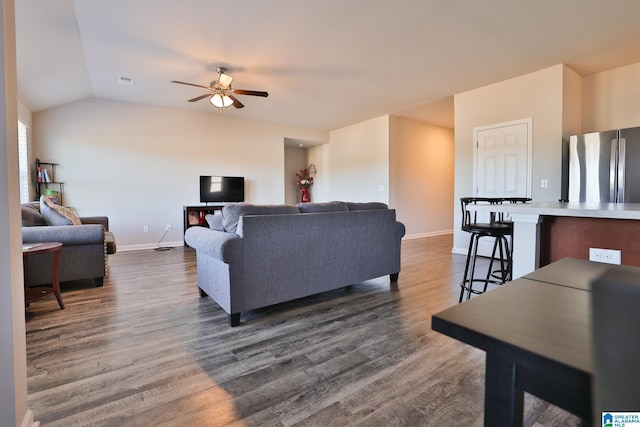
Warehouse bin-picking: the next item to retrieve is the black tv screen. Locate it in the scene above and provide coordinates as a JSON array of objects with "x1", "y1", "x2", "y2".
[{"x1": 200, "y1": 176, "x2": 245, "y2": 203}]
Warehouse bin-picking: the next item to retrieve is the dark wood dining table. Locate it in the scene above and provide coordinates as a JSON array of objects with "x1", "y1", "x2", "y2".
[{"x1": 431, "y1": 258, "x2": 617, "y2": 426}]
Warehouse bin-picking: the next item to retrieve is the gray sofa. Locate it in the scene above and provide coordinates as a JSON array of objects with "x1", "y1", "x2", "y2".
[
  {"x1": 184, "y1": 201, "x2": 406, "y2": 326},
  {"x1": 21, "y1": 200, "x2": 116, "y2": 287}
]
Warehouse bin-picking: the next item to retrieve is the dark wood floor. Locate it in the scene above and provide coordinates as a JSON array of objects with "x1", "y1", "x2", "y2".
[{"x1": 25, "y1": 235, "x2": 580, "y2": 426}]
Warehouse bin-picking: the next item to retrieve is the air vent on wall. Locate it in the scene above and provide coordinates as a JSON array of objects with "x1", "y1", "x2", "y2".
[{"x1": 118, "y1": 76, "x2": 134, "y2": 85}]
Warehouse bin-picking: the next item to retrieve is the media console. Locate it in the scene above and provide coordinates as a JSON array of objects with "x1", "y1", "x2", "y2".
[{"x1": 183, "y1": 205, "x2": 224, "y2": 247}]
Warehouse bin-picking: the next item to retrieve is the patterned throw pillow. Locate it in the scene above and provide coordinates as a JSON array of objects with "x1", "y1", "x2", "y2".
[{"x1": 39, "y1": 195, "x2": 82, "y2": 226}]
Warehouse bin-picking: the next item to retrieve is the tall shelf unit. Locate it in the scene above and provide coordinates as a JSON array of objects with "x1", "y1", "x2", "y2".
[{"x1": 35, "y1": 158, "x2": 64, "y2": 204}]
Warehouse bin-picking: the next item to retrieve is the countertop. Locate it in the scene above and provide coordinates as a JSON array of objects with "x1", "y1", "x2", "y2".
[{"x1": 467, "y1": 201, "x2": 640, "y2": 220}]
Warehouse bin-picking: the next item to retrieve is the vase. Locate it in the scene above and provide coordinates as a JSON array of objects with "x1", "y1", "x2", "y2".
[{"x1": 300, "y1": 188, "x2": 310, "y2": 203}]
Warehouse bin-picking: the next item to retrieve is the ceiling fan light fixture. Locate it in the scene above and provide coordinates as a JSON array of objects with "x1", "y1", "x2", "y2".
[{"x1": 210, "y1": 93, "x2": 233, "y2": 108}]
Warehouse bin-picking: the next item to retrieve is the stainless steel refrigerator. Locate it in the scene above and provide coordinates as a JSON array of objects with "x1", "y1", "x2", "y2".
[{"x1": 566, "y1": 126, "x2": 640, "y2": 203}]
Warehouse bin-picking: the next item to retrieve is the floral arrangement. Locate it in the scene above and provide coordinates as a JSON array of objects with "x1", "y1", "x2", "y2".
[{"x1": 296, "y1": 164, "x2": 317, "y2": 189}]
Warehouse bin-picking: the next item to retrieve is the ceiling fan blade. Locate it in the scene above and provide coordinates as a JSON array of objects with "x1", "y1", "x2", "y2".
[
  {"x1": 171, "y1": 80, "x2": 211, "y2": 90},
  {"x1": 233, "y1": 89, "x2": 269, "y2": 97},
  {"x1": 228, "y1": 95, "x2": 245, "y2": 109},
  {"x1": 188, "y1": 94, "x2": 211, "y2": 102}
]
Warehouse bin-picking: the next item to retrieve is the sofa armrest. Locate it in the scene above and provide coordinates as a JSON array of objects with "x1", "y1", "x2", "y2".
[
  {"x1": 22, "y1": 224, "x2": 105, "y2": 246},
  {"x1": 396, "y1": 221, "x2": 406, "y2": 239},
  {"x1": 80, "y1": 216, "x2": 109, "y2": 231},
  {"x1": 184, "y1": 226, "x2": 242, "y2": 263}
]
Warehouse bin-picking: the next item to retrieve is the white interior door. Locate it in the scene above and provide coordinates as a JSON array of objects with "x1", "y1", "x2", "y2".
[
  {"x1": 473, "y1": 119, "x2": 532, "y2": 256},
  {"x1": 476, "y1": 121, "x2": 530, "y2": 198}
]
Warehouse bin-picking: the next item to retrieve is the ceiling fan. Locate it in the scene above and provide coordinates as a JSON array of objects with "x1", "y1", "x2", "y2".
[{"x1": 171, "y1": 67, "x2": 268, "y2": 109}]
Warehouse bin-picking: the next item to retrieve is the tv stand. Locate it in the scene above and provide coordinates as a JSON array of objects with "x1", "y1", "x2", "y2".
[{"x1": 183, "y1": 205, "x2": 224, "y2": 247}]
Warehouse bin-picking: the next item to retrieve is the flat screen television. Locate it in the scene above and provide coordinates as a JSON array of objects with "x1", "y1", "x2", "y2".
[{"x1": 199, "y1": 176, "x2": 245, "y2": 203}]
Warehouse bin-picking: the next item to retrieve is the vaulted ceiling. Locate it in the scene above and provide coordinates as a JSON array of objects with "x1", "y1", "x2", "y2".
[{"x1": 15, "y1": 0, "x2": 640, "y2": 131}]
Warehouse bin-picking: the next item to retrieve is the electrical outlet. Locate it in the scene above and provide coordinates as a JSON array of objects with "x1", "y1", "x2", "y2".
[
  {"x1": 143, "y1": 225, "x2": 149, "y2": 233},
  {"x1": 166, "y1": 224, "x2": 172, "y2": 231},
  {"x1": 589, "y1": 248, "x2": 621, "y2": 265}
]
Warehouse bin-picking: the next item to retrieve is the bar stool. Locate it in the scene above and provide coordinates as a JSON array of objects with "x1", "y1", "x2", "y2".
[
  {"x1": 459, "y1": 197, "x2": 512, "y2": 302},
  {"x1": 501, "y1": 197, "x2": 531, "y2": 278}
]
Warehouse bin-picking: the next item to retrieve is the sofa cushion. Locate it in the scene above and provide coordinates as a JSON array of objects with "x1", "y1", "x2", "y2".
[
  {"x1": 21, "y1": 205, "x2": 46, "y2": 226},
  {"x1": 222, "y1": 203, "x2": 300, "y2": 233},
  {"x1": 205, "y1": 211, "x2": 224, "y2": 231},
  {"x1": 346, "y1": 202, "x2": 389, "y2": 211},
  {"x1": 40, "y1": 196, "x2": 82, "y2": 226},
  {"x1": 296, "y1": 201, "x2": 349, "y2": 213}
]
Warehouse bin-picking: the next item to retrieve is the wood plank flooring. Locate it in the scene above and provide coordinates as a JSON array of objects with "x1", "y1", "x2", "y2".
[{"x1": 25, "y1": 235, "x2": 580, "y2": 426}]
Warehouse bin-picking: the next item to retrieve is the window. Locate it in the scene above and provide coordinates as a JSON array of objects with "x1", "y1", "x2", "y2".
[{"x1": 18, "y1": 120, "x2": 29, "y2": 203}]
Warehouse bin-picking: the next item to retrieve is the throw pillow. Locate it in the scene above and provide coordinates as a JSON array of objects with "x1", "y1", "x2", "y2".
[
  {"x1": 39, "y1": 195, "x2": 82, "y2": 226},
  {"x1": 205, "y1": 211, "x2": 224, "y2": 231},
  {"x1": 222, "y1": 203, "x2": 300, "y2": 233}
]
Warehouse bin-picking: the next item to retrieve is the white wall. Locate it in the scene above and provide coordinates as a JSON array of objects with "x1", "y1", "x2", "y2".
[
  {"x1": 582, "y1": 61, "x2": 640, "y2": 132},
  {"x1": 562, "y1": 65, "x2": 582, "y2": 138},
  {"x1": 306, "y1": 142, "x2": 330, "y2": 202},
  {"x1": 33, "y1": 98, "x2": 328, "y2": 250},
  {"x1": 390, "y1": 116, "x2": 454, "y2": 237},
  {"x1": 34, "y1": 98, "x2": 454, "y2": 248},
  {"x1": 318, "y1": 114, "x2": 454, "y2": 237},
  {"x1": 453, "y1": 65, "x2": 569, "y2": 253},
  {"x1": 327, "y1": 115, "x2": 389, "y2": 203}
]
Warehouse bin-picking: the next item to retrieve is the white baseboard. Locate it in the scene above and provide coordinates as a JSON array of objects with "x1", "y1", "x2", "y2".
[
  {"x1": 451, "y1": 246, "x2": 508, "y2": 260},
  {"x1": 403, "y1": 229, "x2": 453, "y2": 240},
  {"x1": 451, "y1": 246, "x2": 468, "y2": 255},
  {"x1": 119, "y1": 232, "x2": 455, "y2": 251},
  {"x1": 116, "y1": 240, "x2": 185, "y2": 252}
]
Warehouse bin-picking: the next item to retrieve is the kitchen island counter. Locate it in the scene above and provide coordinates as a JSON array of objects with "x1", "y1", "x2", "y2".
[{"x1": 468, "y1": 202, "x2": 640, "y2": 277}]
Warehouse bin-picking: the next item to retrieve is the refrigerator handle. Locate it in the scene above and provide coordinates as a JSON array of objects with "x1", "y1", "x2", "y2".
[
  {"x1": 610, "y1": 139, "x2": 618, "y2": 202},
  {"x1": 618, "y1": 137, "x2": 626, "y2": 203}
]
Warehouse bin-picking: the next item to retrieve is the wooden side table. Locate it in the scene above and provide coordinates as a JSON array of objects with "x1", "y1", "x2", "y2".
[{"x1": 22, "y1": 242, "x2": 65, "y2": 309}]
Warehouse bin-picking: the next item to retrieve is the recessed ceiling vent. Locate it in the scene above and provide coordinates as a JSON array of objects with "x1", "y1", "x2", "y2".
[{"x1": 118, "y1": 76, "x2": 134, "y2": 85}]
